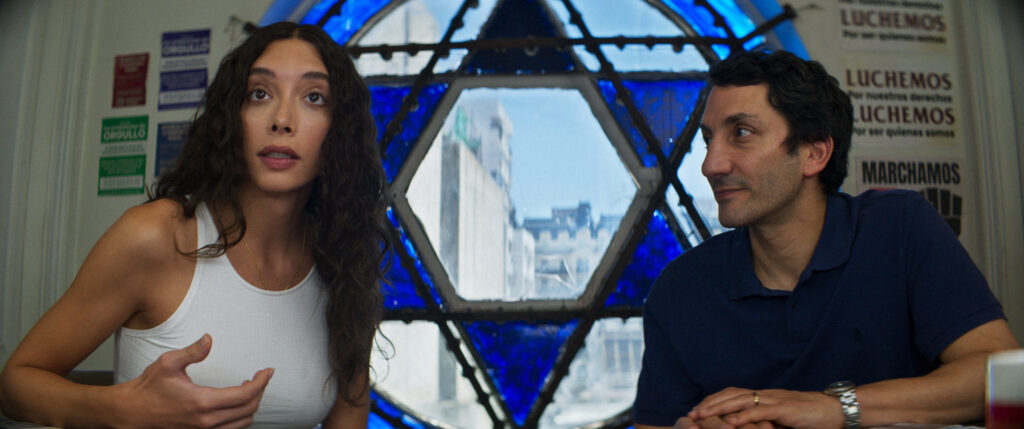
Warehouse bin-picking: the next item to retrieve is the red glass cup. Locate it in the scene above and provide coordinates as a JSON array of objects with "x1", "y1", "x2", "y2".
[{"x1": 987, "y1": 349, "x2": 1024, "y2": 429}]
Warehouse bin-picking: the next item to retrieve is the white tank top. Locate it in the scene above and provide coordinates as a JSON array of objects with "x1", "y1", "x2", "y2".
[{"x1": 114, "y1": 203, "x2": 336, "y2": 427}]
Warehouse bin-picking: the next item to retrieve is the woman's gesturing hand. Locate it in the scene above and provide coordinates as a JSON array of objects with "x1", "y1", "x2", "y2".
[{"x1": 115, "y1": 334, "x2": 274, "y2": 428}]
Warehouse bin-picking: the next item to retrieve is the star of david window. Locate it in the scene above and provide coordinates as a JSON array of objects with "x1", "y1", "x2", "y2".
[{"x1": 259, "y1": 1, "x2": 805, "y2": 427}]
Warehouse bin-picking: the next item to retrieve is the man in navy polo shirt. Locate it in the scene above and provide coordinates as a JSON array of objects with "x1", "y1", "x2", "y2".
[{"x1": 632, "y1": 50, "x2": 1019, "y2": 429}]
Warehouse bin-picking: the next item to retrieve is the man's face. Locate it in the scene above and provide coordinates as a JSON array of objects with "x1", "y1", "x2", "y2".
[{"x1": 699, "y1": 83, "x2": 805, "y2": 228}]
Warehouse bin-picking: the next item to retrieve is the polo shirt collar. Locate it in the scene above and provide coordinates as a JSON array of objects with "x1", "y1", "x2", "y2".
[
  {"x1": 726, "y1": 193, "x2": 854, "y2": 300},
  {"x1": 804, "y1": 193, "x2": 854, "y2": 274}
]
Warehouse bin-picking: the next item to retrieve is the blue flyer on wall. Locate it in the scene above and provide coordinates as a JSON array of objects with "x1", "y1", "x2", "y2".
[
  {"x1": 156, "y1": 121, "x2": 190, "y2": 177},
  {"x1": 159, "y1": 29, "x2": 210, "y2": 110}
]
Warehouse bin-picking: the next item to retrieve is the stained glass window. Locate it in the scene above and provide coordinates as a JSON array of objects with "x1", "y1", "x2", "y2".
[{"x1": 258, "y1": 1, "x2": 805, "y2": 427}]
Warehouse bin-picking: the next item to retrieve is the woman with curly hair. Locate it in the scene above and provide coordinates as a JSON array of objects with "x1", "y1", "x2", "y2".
[{"x1": 0, "y1": 21, "x2": 388, "y2": 428}]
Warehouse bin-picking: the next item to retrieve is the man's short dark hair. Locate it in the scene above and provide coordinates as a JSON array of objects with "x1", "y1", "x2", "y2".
[{"x1": 708, "y1": 50, "x2": 853, "y2": 194}]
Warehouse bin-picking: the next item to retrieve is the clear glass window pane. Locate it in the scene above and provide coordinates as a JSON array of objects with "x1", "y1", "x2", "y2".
[
  {"x1": 548, "y1": 0, "x2": 680, "y2": 38},
  {"x1": 352, "y1": 0, "x2": 496, "y2": 76},
  {"x1": 564, "y1": 43, "x2": 711, "y2": 74},
  {"x1": 667, "y1": 134, "x2": 729, "y2": 243},
  {"x1": 407, "y1": 87, "x2": 637, "y2": 301},
  {"x1": 353, "y1": 0, "x2": 440, "y2": 76},
  {"x1": 547, "y1": 0, "x2": 708, "y2": 72},
  {"x1": 449, "y1": 0, "x2": 499, "y2": 43},
  {"x1": 371, "y1": 321, "x2": 491, "y2": 428},
  {"x1": 539, "y1": 318, "x2": 643, "y2": 429},
  {"x1": 599, "y1": 44, "x2": 709, "y2": 73}
]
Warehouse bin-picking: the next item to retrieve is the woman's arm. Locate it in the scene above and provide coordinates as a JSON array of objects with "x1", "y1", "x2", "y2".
[{"x1": 0, "y1": 201, "x2": 272, "y2": 427}]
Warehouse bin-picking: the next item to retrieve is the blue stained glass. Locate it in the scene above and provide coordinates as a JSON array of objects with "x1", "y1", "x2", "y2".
[
  {"x1": 706, "y1": 0, "x2": 764, "y2": 51},
  {"x1": 747, "y1": 0, "x2": 809, "y2": 58},
  {"x1": 627, "y1": 79, "x2": 705, "y2": 160},
  {"x1": 380, "y1": 206, "x2": 428, "y2": 311},
  {"x1": 299, "y1": 0, "x2": 339, "y2": 25},
  {"x1": 370, "y1": 391, "x2": 437, "y2": 429},
  {"x1": 369, "y1": 86, "x2": 411, "y2": 173},
  {"x1": 462, "y1": 320, "x2": 578, "y2": 425},
  {"x1": 258, "y1": 0, "x2": 306, "y2": 26},
  {"x1": 300, "y1": 0, "x2": 339, "y2": 26},
  {"x1": 367, "y1": 413, "x2": 393, "y2": 429},
  {"x1": 369, "y1": 86, "x2": 411, "y2": 140},
  {"x1": 374, "y1": 83, "x2": 449, "y2": 182},
  {"x1": 598, "y1": 81, "x2": 650, "y2": 167},
  {"x1": 386, "y1": 208, "x2": 444, "y2": 307},
  {"x1": 312, "y1": 0, "x2": 391, "y2": 44},
  {"x1": 605, "y1": 211, "x2": 684, "y2": 307},
  {"x1": 597, "y1": 79, "x2": 705, "y2": 168},
  {"x1": 463, "y1": 0, "x2": 576, "y2": 75},
  {"x1": 381, "y1": 243, "x2": 428, "y2": 309},
  {"x1": 372, "y1": 391, "x2": 402, "y2": 417},
  {"x1": 400, "y1": 413, "x2": 428, "y2": 428},
  {"x1": 660, "y1": 0, "x2": 765, "y2": 57}
]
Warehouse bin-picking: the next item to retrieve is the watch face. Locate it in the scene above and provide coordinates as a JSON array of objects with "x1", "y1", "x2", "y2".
[{"x1": 827, "y1": 380, "x2": 855, "y2": 393}]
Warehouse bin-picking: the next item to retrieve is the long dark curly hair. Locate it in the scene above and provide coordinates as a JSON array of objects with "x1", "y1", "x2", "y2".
[{"x1": 149, "y1": 21, "x2": 388, "y2": 406}]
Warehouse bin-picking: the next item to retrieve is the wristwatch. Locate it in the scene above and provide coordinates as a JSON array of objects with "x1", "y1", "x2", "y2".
[{"x1": 824, "y1": 380, "x2": 861, "y2": 429}]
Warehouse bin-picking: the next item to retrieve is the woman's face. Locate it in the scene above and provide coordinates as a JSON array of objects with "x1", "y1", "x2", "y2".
[{"x1": 240, "y1": 38, "x2": 331, "y2": 196}]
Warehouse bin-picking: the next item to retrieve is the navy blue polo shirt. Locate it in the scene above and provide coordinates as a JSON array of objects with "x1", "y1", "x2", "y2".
[{"x1": 633, "y1": 190, "x2": 1005, "y2": 427}]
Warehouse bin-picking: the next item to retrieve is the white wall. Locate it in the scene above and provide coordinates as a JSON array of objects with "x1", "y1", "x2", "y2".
[
  {"x1": 785, "y1": 0, "x2": 1024, "y2": 338},
  {"x1": 959, "y1": 0, "x2": 1024, "y2": 341},
  {"x1": 0, "y1": 0, "x2": 33, "y2": 367},
  {"x1": 1, "y1": 0, "x2": 1021, "y2": 374},
  {"x1": 1000, "y1": 0, "x2": 1024, "y2": 337},
  {"x1": 0, "y1": 0, "x2": 273, "y2": 371},
  {"x1": 1, "y1": 0, "x2": 102, "y2": 371}
]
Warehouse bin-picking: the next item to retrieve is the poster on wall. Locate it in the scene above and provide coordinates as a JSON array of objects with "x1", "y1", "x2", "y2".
[
  {"x1": 113, "y1": 53, "x2": 148, "y2": 108},
  {"x1": 99, "y1": 115, "x2": 149, "y2": 195},
  {"x1": 101, "y1": 115, "x2": 148, "y2": 145},
  {"x1": 98, "y1": 155, "x2": 147, "y2": 196},
  {"x1": 843, "y1": 56, "x2": 959, "y2": 147},
  {"x1": 856, "y1": 156, "x2": 966, "y2": 238},
  {"x1": 159, "y1": 29, "x2": 210, "y2": 111},
  {"x1": 838, "y1": 0, "x2": 950, "y2": 52},
  {"x1": 836, "y1": 0, "x2": 970, "y2": 241},
  {"x1": 156, "y1": 121, "x2": 190, "y2": 177}
]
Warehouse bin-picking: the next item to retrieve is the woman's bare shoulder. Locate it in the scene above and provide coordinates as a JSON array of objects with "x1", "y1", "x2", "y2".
[
  {"x1": 103, "y1": 199, "x2": 197, "y2": 265},
  {"x1": 44, "y1": 199, "x2": 199, "y2": 332}
]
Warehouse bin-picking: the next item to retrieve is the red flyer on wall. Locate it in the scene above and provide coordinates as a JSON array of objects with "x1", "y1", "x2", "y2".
[{"x1": 113, "y1": 53, "x2": 148, "y2": 108}]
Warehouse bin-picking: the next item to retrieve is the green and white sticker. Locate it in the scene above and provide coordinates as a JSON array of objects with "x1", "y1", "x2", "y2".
[
  {"x1": 101, "y1": 115, "x2": 148, "y2": 143},
  {"x1": 98, "y1": 155, "x2": 146, "y2": 195}
]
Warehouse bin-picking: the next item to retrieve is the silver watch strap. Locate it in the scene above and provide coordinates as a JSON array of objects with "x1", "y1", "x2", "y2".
[{"x1": 835, "y1": 388, "x2": 861, "y2": 429}]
